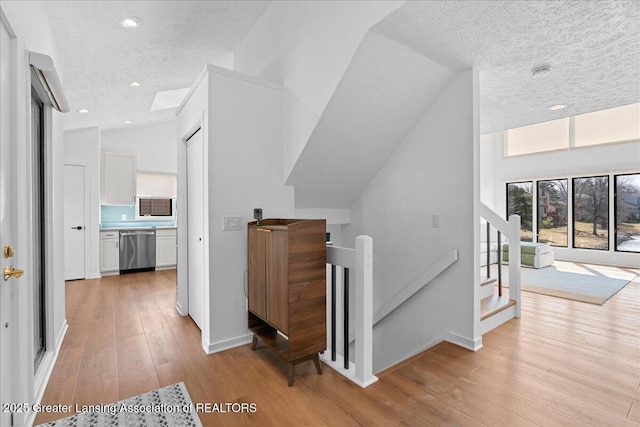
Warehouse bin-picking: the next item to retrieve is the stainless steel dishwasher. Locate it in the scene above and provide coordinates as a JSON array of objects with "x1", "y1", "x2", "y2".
[{"x1": 119, "y1": 230, "x2": 156, "y2": 273}]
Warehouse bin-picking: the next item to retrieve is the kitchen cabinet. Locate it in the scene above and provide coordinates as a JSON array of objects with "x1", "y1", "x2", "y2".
[
  {"x1": 247, "y1": 219, "x2": 326, "y2": 386},
  {"x1": 100, "y1": 231, "x2": 119, "y2": 274},
  {"x1": 103, "y1": 152, "x2": 136, "y2": 205},
  {"x1": 156, "y1": 228, "x2": 177, "y2": 269}
]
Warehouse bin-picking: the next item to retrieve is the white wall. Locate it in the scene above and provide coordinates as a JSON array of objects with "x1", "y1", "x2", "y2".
[
  {"x1": 343, "y1": 69, "x2": 479, "y2": 372},
  {"x1": 177, "y1": 65, "x2": 294, "y2": 353},
  {"x1": 1, "y1": 1, "x2": 66, "y2": 423},
  {"x1": 234, "y1": 1, "x2": 401, "y2": 180},
  {"x1": 100, "y1": 120, "x2": 178, "y2": 174},
  {"x1": 481, "y1": 132, "x2": 640, "y2": 266},
  {"x1": 64, "y1": 127, "x2": 101, "y2": 279}
]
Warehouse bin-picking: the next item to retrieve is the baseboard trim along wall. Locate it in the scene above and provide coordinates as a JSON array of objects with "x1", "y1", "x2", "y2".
[
  {"x1": 446, "y1": 332, "x2": 483, "y2": 352},
  {"x1": 205, "y1": 333, "x2": 254, "y2": 355}
]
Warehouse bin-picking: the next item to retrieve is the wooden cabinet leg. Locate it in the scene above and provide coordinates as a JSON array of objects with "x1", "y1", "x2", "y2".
[
  {"x1": 312, "y1": 354, "x2": 323, "y2": 375},
  {"x1": 250, "y1": 334, "x2": 258, "y2": 350},
  {"x1": 288, "y1": 362, "x2": 295, "y2": 387}
]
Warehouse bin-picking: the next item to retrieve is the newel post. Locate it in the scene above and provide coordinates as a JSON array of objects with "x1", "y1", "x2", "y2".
[{"x1": 355, "y1": 235, "x2": 377, "y2": 387}]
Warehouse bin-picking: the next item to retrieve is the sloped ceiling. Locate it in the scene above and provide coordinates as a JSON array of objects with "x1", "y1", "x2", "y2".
[
  {"x1": 373, "y1": 1, "x2": 640, "y2": 134},
  {"x1": 43, "y1": 1, "x2": 270, "y2": 130},
  {"x1": 287, "y1": 30, "x2": 454, "y2": 208},
  {"x1": 288, "y1": 0, "x2": 640, "y2": 208}
]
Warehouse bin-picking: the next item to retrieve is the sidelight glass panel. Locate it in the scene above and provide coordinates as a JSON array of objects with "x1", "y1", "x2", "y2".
[
  {"x1": 573, "y1": 176, "x2": 609, "y2": 250},
  {"x1": 507, "y1": 181, "x2": 533, "y2": 241},
  {"x1": 537, "y1": 179, "x2": 568, "y2": 247},
  {"x1": 615, "y1": 173, "x2": 640, "y2": 253}
]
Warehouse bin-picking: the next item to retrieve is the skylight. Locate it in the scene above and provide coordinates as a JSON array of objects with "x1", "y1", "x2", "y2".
[{"x1": 149, "y1": 88, "x2": 190, "y2": 112}]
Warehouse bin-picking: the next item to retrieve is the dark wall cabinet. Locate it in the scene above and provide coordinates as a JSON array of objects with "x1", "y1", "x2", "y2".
[{"x1": 247, "y1": 219, "x2": 326, "y2": 385}]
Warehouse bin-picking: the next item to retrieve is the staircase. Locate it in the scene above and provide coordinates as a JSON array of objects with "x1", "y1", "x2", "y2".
[{"x1": 479, "y1": 203, "x2": 521, "y2": 335}]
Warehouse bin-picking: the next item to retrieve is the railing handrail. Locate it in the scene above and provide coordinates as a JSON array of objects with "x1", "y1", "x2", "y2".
[
  {"x1": 327, "y1": 245, "x2": 355, "y2": 269},
  {"x1": 481, "y1": 202, "x2": 510, "y2": 236},
  {"x1": 345, "y1": 248, "x2": 458, "y2": 344},
  {"x1": 373, "y1": 249, "x2": 458, "y2": 326}
]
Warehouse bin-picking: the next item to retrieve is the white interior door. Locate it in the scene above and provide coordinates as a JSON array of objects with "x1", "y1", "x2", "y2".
[
  {"x1": 1, "y1": 17, "x2": 25, "y2": 426},
  {"x1": 64, "y1": 164, "x2": 86, "y2": 280},
  {"x1": 186, "y1": 129, "x2": 204, "y2": 330}
]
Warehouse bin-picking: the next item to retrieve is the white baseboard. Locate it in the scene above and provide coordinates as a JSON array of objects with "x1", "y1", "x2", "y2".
[
  {"x1": 155, "y1": 265, "x2": 176, "y2": 271},
  {"x1": 86, "y1": 273, "x2": 101, "y2": 280},
  {"x1": 446, "y1": 332, "x2": 483, "y2": 352},
  {"x1": 204, "y1": 333, "x2": 253, "y2": 355},
  {"x1": 320, "y1": 353, "x2": 378, "y2": 388},
  {"x1": 175, "y1": 301, "x2": 187, "y2": 316}
]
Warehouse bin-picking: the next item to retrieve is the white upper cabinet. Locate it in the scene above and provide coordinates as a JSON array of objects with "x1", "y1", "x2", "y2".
[
  {"x1": 103, "y1": 152, "x2": 136, "y2": 205},
  {"x1": 136, "y1": 172, "x2": 177, "y2": 198}
]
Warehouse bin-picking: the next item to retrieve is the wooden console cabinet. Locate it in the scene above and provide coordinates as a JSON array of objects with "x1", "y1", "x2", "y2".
[{"x1": 247, "y1": 219, "x2": 326, "y2": 386}]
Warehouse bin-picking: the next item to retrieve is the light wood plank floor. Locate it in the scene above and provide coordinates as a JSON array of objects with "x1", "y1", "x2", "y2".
[{"x1": 36, "y1": 270, "x2": 640, "y2": 426}]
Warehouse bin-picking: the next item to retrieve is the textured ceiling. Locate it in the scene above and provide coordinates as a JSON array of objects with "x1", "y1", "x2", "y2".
[
  {"x1": 288, "y1": 31, "x2": 454, "y2": 208},
  {"x1": 289, "y1": 0, "x2": 640, "y2": 208},
  {"x1": 373, "y1": 0, "x2": 640, "y2": 134},
  {"x1": 43, "y1": 1, "x2": 270, "y2": 130}
]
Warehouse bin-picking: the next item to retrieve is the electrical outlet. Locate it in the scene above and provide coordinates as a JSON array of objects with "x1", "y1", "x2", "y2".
[
  {"x1": 223, "y1": 216, "x2": 242, "y2": 231},
  {"x1": 432, "y1": 214, "x2": 440, "y2": 228}
]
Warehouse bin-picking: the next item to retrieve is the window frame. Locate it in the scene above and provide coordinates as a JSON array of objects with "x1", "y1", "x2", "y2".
[
  {"x1": 614, "y1": 172, "x2": 640, "y2": 253},
  {"x1": 536, "y1": 178, "x2": 568, "y2": 247},
  {"x1": 572, "y1": 175, "x2": 610, "y2": 251}
]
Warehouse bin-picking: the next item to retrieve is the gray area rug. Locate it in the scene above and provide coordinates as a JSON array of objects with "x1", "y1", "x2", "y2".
[
  {"x1": 37, "y1": 382, "x2": 202, "y2": 427},
  {"x1": 491, "y1": 261, "x2": 638, "y2": 305}
]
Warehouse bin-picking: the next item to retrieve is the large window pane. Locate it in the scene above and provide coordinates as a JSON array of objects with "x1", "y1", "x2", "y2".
[
  {"x1": 505, "y1": 118, "x2": 569, "y2": 157},
  {"x1": 507, "y1": 182, "x2": 533, "y2": 241},
  {"x1": 575, "y1": 103, "x2": 640, "y2": 147},
  {"x1": 615, "y1": 173, "x2": 640, "y2": 252},
  {"x1": 573, "y1": 176, "x2": 609, "y2": 250},
  {"x1": 537, "y1": 179, "x2": 568, "y2": 247}
]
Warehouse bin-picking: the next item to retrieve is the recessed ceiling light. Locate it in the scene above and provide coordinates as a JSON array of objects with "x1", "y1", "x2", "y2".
[
  {"x1": 549, "y1": 104, "x2": 567, "y2": 111},
  {"x1": 119, "y1": 17, "x2": 140, "y2": 28},
  {"x1": 129, "y1": 81, "x2": 141, "y2": 87},
  {"x1": 123, "y1": 120, "x2": 132, "y2": 124},
  {"x1": 77, "y1": 109, "x2": 89, "y2": 114},
  {"x1": 531, "y1": 65, "x2": 551, "y2": 78}
]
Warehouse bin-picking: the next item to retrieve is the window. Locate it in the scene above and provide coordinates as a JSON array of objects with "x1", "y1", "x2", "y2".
[
  {"x1": 504, "y1": 103, "x2": 640, "y2": 157},
  {"x1": 139, "y1": 198, "x2": 172, "y2": 217},
  {"x1": 573, "y1": 176, "x2": 609, "y2": 250},
  {"x1": 537, "y1": 179, "x2": 568, "y2": 247},
  {"x1": 507, "y1": 181, "x2": 533, "y2": 241},
  {"x1": 615, "y1": 173, "x2": 640, "y2": 253},
  {"x1": 505, "y1": 118, "x2": 569, "y2": 156},
  {"x1": 575, "y1": 103, "x2": 640, "y2": 147}
]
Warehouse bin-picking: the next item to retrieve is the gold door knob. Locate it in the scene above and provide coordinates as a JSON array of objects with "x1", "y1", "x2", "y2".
[{"x1": 3, "y1": 266, "x2": 24, "y2": 281}]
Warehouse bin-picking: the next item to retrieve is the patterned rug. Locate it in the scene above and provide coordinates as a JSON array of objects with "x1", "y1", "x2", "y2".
[
  {"x1": 37, "y1": 382, "x2": 202, "y2": 427},
  {"x1": 490, "y1": 261, "x2": 638, "y2": 305}
]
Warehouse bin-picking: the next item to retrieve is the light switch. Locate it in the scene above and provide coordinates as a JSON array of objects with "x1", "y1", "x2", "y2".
[
  {"x1": 223, "y1": 216, "x2": 242, "y2": 231},
  {"x1": 432, "y1": 214, "x2": 440, "y2": 228}
]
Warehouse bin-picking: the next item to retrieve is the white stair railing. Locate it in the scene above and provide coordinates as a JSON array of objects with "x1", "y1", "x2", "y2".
[
  {"x1": 322, "y1": 235, "x2": 377, "y2": 388},
  {"x1": 480, "y1": 203, "x2": 521, "y2": 317}
]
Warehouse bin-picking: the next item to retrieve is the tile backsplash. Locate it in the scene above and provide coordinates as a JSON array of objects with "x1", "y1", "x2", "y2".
[{"x1": 101, "y1": 205, "x2": 136, "y2": 222}]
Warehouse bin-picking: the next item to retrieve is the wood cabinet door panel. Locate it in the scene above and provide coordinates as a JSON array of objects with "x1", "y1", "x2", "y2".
[
  {"x1": 248, "y1": 228, "x2": 266, "y2": 318},
  {"x1": 266, "y1": 231, "x2": 288, "y2": 334}
]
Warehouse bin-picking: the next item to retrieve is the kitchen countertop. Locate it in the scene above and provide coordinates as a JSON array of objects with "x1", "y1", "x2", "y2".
[{"x1": 100, "y1": 224, "x2": 176, "y2": 231}]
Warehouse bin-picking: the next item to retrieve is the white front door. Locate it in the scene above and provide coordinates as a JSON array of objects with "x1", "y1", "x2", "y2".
[
  {"x1": 1, "y1": 16, "x2": 27, "y2": 426},
  {"x1": 64, "y1": 164, "x2": 86, "y2": 280},
  {"x1": 186, "y1": 129, "x2": 204, "y2": 330}
]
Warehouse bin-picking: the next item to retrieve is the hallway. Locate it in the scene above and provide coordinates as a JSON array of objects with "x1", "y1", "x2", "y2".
[{"x1": 36, "y1": 270, "x2": 640, "y2": 426}]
